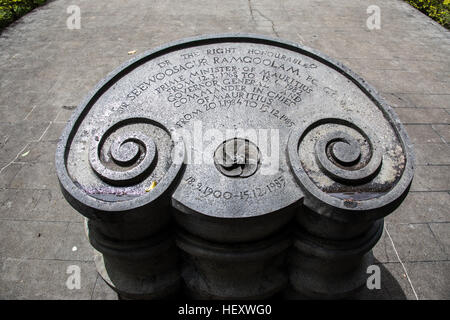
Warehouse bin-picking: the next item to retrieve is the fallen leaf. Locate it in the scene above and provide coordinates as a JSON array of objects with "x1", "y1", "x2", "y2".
[
  {"x1": 128, "y1": 50, "x2": 137, "y2": 55},
  {"x1": 21, "y1": 150, "x2": 30, "y2": 157},
  {"x1": 145, "y1": 181, "x2": 157, "y2": 192}
]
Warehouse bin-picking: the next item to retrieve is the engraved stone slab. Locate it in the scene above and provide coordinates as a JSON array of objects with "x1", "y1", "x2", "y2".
[{"x1": 56, "y1": 34, "x2": 414, "y2": 242}]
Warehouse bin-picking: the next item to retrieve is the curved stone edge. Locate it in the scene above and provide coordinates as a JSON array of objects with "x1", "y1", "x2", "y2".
[
  {"x1": 287, "y1": 115, "x2": 413, "y2": 222},
  {"x1": 176, "y1": 227, "x2": 291, "y2": 299},
  {"x1": 172, "y1": 196, "x2": 297, "y2": 243},
  {"x1": 288, "y1": 221, "x2": 384, "y2": 298}
]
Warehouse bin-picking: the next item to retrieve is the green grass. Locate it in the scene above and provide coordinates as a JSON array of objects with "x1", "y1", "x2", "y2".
[
  {"x1": 405, "y1": 0, "x2": 450, "y2": 29},
  {"x1": 0, "y1": 0, "x2": 47, "y2": 30}
]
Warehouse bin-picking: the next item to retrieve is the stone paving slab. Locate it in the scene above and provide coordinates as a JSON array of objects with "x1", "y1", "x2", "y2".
[
  {"x1": 0, "y1": 0, "x2": 449, "y2": 299},
  {"x1": 404, "y1": 261, "x2": 450, "y2": 299}
]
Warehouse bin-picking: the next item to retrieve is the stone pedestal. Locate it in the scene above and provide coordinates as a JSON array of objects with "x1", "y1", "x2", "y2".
[
  {"x1": 288, "y1": 220, "x2": 383, "y2": 299},
  {"x1": 177, "y1": 228, "x2": 290, "y2": 299},
  {"x1": 56, "y1": 35, "x2": 414, "y2": 300}
]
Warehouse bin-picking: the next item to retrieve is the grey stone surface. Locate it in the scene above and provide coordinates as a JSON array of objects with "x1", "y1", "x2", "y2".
[
  {"x1": 428, "y1": 223, "x2": 450, "y2": 259},
  {"x1": 372, "y1": 226, "x2": 398, "y2": 263},
  {"x1": 0, "y1": 0, "x2": 448, "y2": 299},
  {"x1": 406, "y1": 94, "x2": 450, "y2": 109},
  {"x1": 9, "y1": 162, "x2": 59, "y2": 190},
  {"x1": 0, "y1": 220, "x2": 69, "y2": 259},
  {"x1": 32, "y1": 188, "x2": 82, "y2": 222},
  {"x1": 91, "y1": 274, "x2": 118, "y2": 300},
  {"x1": 387, "y1": 192, "x2": 450, "y2": 224},
  {"x1": 432, "y1": 124, "x2": 450, "y2": 143},
  {"x1": 411, "y1": 166, "x2": 450, "y2": 191},
  {"x1": 404, "y1": 261, "x2": 450, "y2": 300},
  {"x1": 0, "y1": 188, "x2": 41, "y2": 220},
  {"x1": 386, "y1": 223, "x2": 448, "y2": 262},
  {"x1": 356, "y1": 262, "x2": 417, "y2": 300},
  {"x1": 0, "y1": 164, "x2": 23, "y2": 188},
  {"x1": 0, "y1": 258, "x2": 97, "y2": 299},
  {"x1": 404, "y1": 125, "x2": 443, "y2": 144},
  {"x1": 54, "y1": 222, "x2": 95, "y2": 261},
  {"x1": 395, "y1": 108, "x2": 449, "y2": 124},
  {"x1": 413, "y1": 143, "x2": 450, "y2": 165}
]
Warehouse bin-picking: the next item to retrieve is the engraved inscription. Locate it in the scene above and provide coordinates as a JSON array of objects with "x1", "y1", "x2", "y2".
[{"x1": 184, "y1": 175, "x2": 286, "y2": 201}]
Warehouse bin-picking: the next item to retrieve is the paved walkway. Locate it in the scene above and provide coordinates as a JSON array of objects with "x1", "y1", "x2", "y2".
[{"x1": 0, "y1": 0, "x2": 448, "y2": 299}]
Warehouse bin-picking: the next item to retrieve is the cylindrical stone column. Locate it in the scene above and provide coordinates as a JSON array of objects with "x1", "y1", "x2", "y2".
[
  {"x1": 56, "y1": 115, "x2": 185, "y2": 299},
  {"x1": 176, "y1": 228, "x2": 291, "y2": 299},
  {"x1": 287, "y1": 113, "x2": 414, "y2": 299},
  {"x1": 173, "y1": 136, "x2": 297, "y2": 299},
  {"x1": 288, "y1": 220, "x2": 383, "y2": 299}
]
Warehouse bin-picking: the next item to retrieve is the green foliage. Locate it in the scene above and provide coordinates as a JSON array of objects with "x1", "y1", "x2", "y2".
[
  {"x1": 405, "y1": 0, "x2": 450, "y2": 29},
  {"x1": 0, "y1": 0, "x2": 46, "y2": 29}
]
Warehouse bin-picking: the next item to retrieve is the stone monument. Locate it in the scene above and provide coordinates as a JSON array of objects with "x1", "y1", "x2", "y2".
[{"x1": 55, "y1": 35, "x2": 414, "y2": 299}]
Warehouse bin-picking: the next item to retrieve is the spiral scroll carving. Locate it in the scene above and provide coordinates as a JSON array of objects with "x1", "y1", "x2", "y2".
[
  {"x1": 89, "y1": 119, "x2": 157, "y2": 186},
  {"x1": 286, "y1": 115, "x2": 399, "y2": 211},
  {"x1": 314, "y1": 125, "x2": 382, "y2": 185},
  {"x1": 294, "y1": 118, "x2": 383, "y2": 187}
]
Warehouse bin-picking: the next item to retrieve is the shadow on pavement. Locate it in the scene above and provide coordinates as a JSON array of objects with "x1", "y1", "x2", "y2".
[{"x1": 353, "y1": 258, "x2": 407, "y2": 300}]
